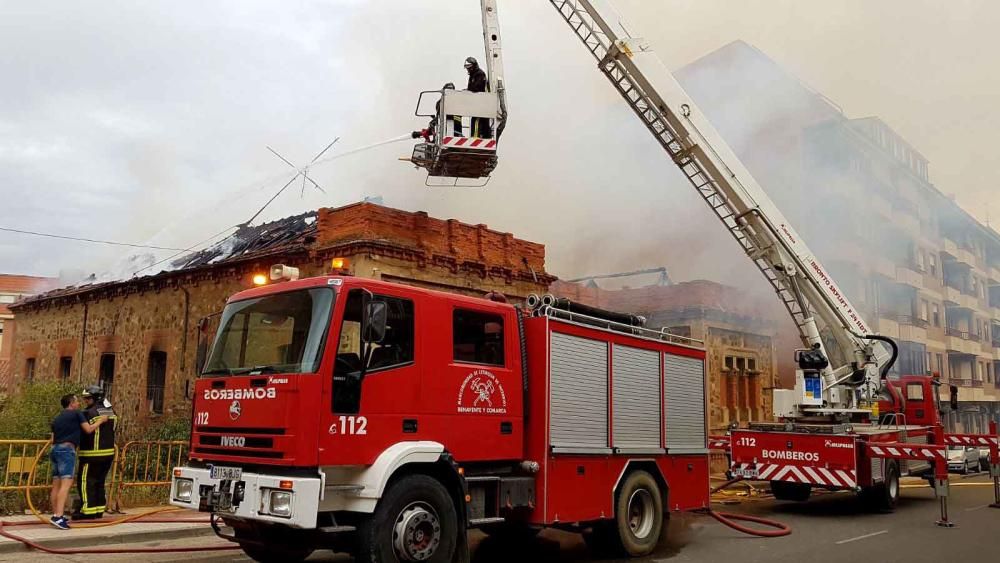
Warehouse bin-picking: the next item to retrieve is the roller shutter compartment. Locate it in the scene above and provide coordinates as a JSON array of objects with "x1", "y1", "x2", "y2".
[
  {"x1": 612, "y1": 344, "x2": 661, "y2": 451},
  {"x1": 664, "y1": 354, "x2": 706, "y2": 453},
  {"x1": 549, "y1": 332, "x2": 609, "y2": 452}
]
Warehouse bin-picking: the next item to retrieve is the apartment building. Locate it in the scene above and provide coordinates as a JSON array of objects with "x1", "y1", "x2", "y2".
[
  {"x1": 803, "y1": 117, "x2": 1000, "y2": 433},
  {"x1": 678, "y1": 41, "x2": 1000, "y2": 433}
]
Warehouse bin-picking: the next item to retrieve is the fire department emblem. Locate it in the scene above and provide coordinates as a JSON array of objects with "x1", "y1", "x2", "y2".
[
  {"x1": 229, "y1": 400, "x2": 242, "y2": 420},
  {"x1": 457, "y1": 369, "x2": 507, "y2": 414}
]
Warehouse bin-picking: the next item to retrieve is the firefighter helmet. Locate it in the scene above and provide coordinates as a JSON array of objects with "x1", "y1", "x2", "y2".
[
  {"x1": 443, "y1": 82, "x2": 456, "y2": 90},
  {"x1": 81, "y1": 385, "x2": 105, "y2": 400},
  {"x1": 464, "y1": 56, "x2": 478, "y2": 69}
]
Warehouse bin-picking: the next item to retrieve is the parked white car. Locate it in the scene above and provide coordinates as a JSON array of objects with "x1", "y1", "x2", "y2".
[{"x1": 948, "y1": 446, "x2": 980, "y2": 474}]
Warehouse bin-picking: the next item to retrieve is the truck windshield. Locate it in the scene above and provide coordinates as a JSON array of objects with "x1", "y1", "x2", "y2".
[{"x1": 202, "y1": 287, "x2": 334, "y2": 376}]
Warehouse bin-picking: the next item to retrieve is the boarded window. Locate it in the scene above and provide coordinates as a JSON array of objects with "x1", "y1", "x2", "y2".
[
  {"x1": 147, "y1": 351, "x2": 167, "y2": 415},
  {"x1": 59, "y1": 357, "x2": 72, "y2": 380},
  {"x1": 99, "y1": 353, "x2": 116, "y2": 397},
  {"x1": 25, "y1": 358, "x2": 35, "y2": 383},
  {"x1": 453, "y1": 309, "x2": 504, "y2": 367}
]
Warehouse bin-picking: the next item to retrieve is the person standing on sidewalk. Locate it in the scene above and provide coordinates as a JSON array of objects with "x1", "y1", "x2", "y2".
[
  {"x1": 72, "y1": 385, "x2": 117, "y2": 521},
  {"x1": 49, "y1": 393, "x2": 107, "y2": 529}
]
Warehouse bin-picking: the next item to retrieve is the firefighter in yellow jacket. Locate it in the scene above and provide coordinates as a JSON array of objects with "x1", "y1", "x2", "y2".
[{"x1": 72, "y1": 385, "x2": 117, "y2": 520}]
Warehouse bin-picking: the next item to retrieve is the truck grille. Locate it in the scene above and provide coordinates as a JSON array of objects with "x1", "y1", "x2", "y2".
[
  {"x1": 196, "y1": 426, "x2": 286, "y2": 435},
  {"x1": 192, "y1": 447, "x2": 284, "y2": 459},
  {"x1": 198, "y1": 436, "x2": 274, "y2": 448}
]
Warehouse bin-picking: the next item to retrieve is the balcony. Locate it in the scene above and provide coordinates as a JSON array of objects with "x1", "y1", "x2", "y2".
[
  {"x1": 896, "y1": 265, "x2": 924, "y2": 288},
  {"x1": 894, "y1": 315, "x2": 928, "y2": 341},
  {"x1": 945, "y1": 328, "x2": 980, "y2": 354},
  {"x1": 972, "y1": 379, "x2": 985, "y2": 388},
  {"x1": 945, "y1": 327, "x2": 968, "y2": 339},
  {"x1": 952, "y1": 378, "x2": 972, "y2": 387},
  {"x1": 943, "y1": 238, "x2": 976, "y2": 266},
  {"x1": 942, "y1": 285, "x2": 978, "y2": 309}
]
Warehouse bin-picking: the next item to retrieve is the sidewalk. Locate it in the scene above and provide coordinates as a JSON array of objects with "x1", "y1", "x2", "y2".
[{"x1": 0, "y1": 508, "x2": 218, "y2": 554}]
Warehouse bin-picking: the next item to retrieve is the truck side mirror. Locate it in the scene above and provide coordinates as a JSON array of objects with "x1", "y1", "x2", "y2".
[
  {"x1": 363, "y1": 301, "x2": 388, "y2": 344},
  {"x1": 949, "y1": 385, "x2": 959, "y2": 411}
]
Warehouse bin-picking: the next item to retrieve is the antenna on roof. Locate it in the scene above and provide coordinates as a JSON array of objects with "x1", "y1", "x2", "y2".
[{"x1": 266, "y1": 137, "x2": 339, "y2": 197}]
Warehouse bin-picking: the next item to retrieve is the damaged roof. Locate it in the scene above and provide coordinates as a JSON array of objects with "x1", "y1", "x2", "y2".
[
  {"x1": 13, "y1": 211, "x2": 319, "y2": 309},
  {"x1": 171, "y1": 211, "x2": 318, "y2": 270}
]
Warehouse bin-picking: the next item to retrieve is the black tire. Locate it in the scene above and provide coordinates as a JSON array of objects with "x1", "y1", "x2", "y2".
[
  {"x1": 981, "y1": 458, "x2": 989, "y2": 472},
  {"x1": 479, "y1": 521, "x2": 540, "y2": 541},
  {"x1": 355, "y1": 474, "x2": 459, "y2": 563},
  {"x1": 235, "y1": 529, "x2": 313, "y2": 563},
  {"x1": 770, "y1": 480, "x2": 812, "y2": 502},
  {"x1": 585, "y1": 470, "x2": 664, "y2": 558},
  {"x1": 861, "y1": 461, "x2": 899, "y2": 513}
]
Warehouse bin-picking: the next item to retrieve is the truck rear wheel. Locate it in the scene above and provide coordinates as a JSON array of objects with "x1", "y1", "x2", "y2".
[
  {"x1": 861, "y1": 460, "x2": 899, "y2": 512},
  {"x1": 770, "y1": 481, "x2": 811, "y2": 502},
  {"x1": 585, "y1": 470, "x2": 663, "y2": 558},
  {"x1": 356, "y1": 474, "x2": 459, "y2": 563}
]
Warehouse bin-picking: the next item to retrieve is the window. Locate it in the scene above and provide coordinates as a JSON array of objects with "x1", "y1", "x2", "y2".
[
  {"x1": 203, "y1": 288, "x2": 334, "y2": 376},
  {"x1": 929, "y1": 253, "x2": 937, "y2": 276},
  {"x1": 24, "y1": 358, "x2": 35, "y2": 383},
  {"x1": 59, "y1": 356, "x2": 72, "y2": 380},
  {"x1": 332, "y1": 290, "x2": 415, "y2": 414},
  {"x1": 453, "y1": 309, "x2": 505, "y2": 366},
  {"x1": 920, "y1": 300, "x2": 929, "y2": 321},
  {"x1": 147, "y1": 351, "x2": 167, "y2": 414},
  {"x1": 99, "y1": 353, "x2": 116, "y2": 396},
  {"x1": 906, "y1": 383, "x2": 924, "y2": 401},
  {"x1": 936, "y1": 354, "x2": 944, "y2": 377},
  {"x1": 932, "y1": 303, "x2": 940, "y2": 327},
  {"x1": 915, "y1": 249, "x2": 925, "y2": 271},
  {"x1": 335, "y1": 290, "x2": 415, "y2": 373}
]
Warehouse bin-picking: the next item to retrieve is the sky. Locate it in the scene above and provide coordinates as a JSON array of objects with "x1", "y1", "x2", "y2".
[{"x1": 0, "y1": 0, "x2": 997, "y2": 289}]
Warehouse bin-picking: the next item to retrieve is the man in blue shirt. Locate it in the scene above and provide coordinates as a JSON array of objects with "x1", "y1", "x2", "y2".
[{"x1": 48, "y1": 393, "x2": 107, "y2": 529}]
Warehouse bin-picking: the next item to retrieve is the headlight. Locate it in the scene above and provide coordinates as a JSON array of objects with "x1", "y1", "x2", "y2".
[
  {"x1": 173, "y1": 478, "x2": 194, "y2": 502},
  {"x1": 268, "y1": 490, "x2": 293, "y2": 518}
]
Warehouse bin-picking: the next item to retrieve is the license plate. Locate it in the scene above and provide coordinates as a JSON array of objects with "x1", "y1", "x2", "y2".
[
  {"x1": 732, "y1": 467, "x2": 759, "y2": 479},
  {"x1": 210, "y1": 465, "x2": 242, "y2": 480}
]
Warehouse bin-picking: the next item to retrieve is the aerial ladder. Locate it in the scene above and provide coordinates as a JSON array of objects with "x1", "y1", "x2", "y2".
[
  {"x1": 407, "y1": 0, "x2": 508, "y2": 185},
  {"x1": 549, "y1": 0, "x2": 893, "y2": 420},
  {"x1": 549, "y1": 1, "x2": 1000, "y2": 523}
]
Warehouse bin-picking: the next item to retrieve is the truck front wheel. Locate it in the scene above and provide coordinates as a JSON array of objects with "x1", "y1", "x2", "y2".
[
  {"x1": 235, "y1": 528, "x2": 313, "y2": 563},
  {"x1": 356, "y1": 474, "x2": 459, "y2": 563}
]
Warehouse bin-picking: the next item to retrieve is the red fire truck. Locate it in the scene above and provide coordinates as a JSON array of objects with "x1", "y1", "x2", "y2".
[{"x1": 171, "y1": 270, "x2": 711, "y2": 561}]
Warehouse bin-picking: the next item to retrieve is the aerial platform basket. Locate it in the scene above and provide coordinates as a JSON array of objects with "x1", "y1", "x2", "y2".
[{"x1": 408, "y1": 88, "x2": 505, "y2": 187}]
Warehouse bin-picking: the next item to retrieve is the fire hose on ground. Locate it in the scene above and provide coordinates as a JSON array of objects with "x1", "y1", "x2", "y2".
[
  {"x1": 702, "y1": 478, "x2": 793, "y2": 538},
  {"x1": 0, "y1": 439, "x2": 240, "y2": 555}
]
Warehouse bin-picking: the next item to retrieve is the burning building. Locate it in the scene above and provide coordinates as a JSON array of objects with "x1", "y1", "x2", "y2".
[
  {"x1": 679, "y1": 40, "x2": 1000, "y2": 433},
  {"x1": 8, "y1": 202, "x2": 553, "y2": 434}
]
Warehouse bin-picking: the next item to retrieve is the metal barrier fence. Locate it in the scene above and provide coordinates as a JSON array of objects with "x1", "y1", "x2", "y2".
[
  {"x1": 0, "y1": 439, "x2": 51, "y2": 493},
  {"x1": 0, "y1": 439, "x2": 188, "y2": 512},
  {"x1": 109, "y1": 440, "x2": 189, "y2": 511}
]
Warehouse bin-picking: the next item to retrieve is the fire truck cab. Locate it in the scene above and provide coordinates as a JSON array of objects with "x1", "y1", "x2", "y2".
[{"x1": 171, "y1": 270, "x2": 710, "y2": 561}]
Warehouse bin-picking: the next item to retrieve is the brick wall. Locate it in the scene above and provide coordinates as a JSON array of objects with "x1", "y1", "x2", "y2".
[{"x1": 317, "y1": 203, "x2": 546, "y2": 276}]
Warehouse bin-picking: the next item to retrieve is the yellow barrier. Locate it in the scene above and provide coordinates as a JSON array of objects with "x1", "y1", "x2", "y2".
[
  {"x1": 1, "y1": 439, "x2": 188, "y2": 512},
  {"x1": 0, "y1": 439, "x2": 51, "y2": 493},
  {"x1": 108, "y1": 440, "x2": 189, "y2": 511}
]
